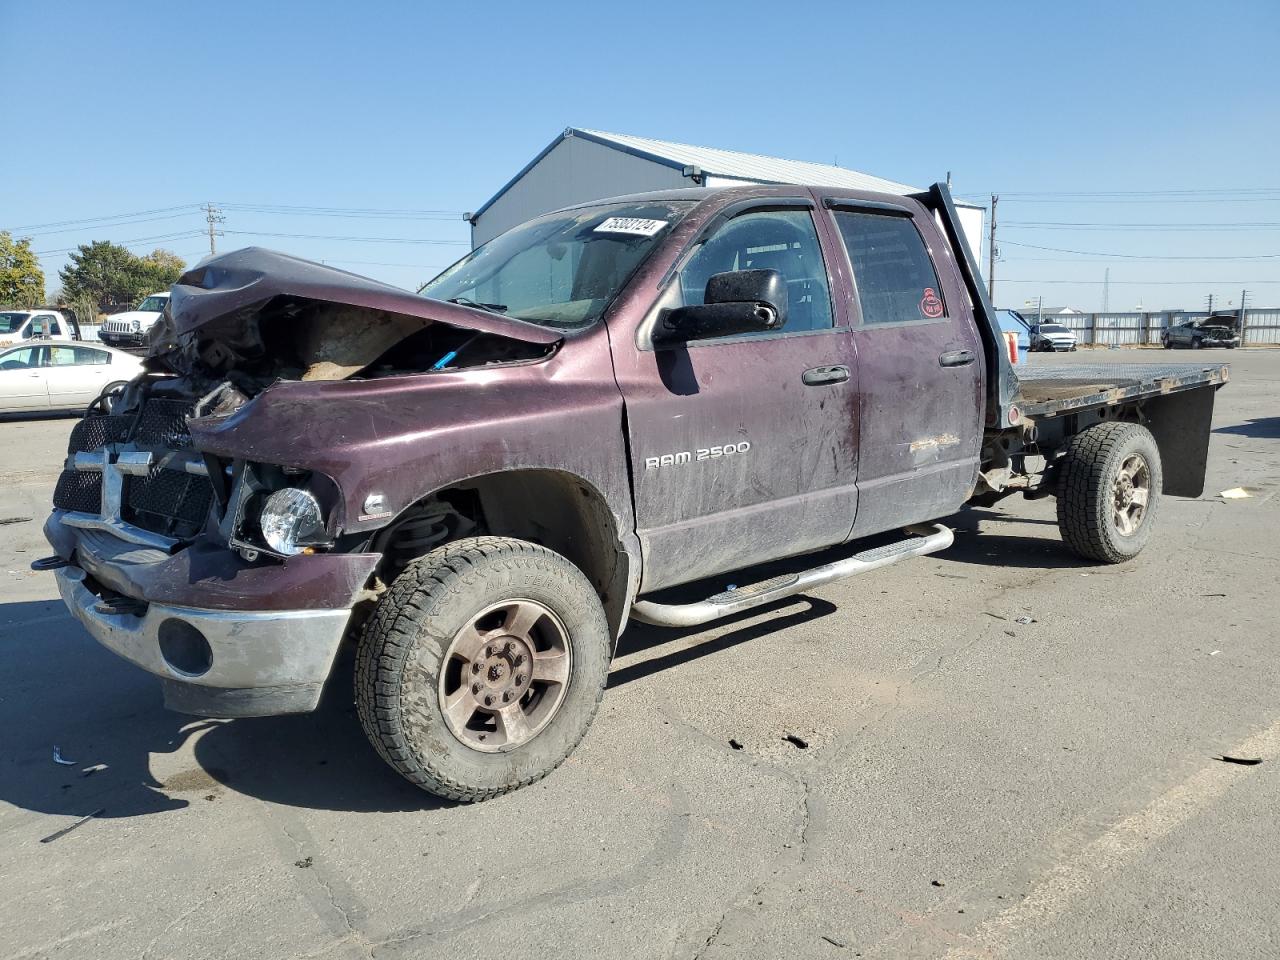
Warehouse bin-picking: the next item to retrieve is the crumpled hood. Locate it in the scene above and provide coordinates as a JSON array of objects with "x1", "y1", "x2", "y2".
[{"x1": 149, "y1": 247, "x2": 561, "y2": 358}]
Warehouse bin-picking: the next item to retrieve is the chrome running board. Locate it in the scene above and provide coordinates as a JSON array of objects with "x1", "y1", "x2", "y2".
[{"x1": 629, "y1": 524, "x2": 954, "y2": 628}]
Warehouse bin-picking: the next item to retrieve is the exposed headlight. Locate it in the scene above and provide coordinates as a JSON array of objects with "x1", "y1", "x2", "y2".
[{"x1": 259, "y1": 488, "x2": 327, "y2": 556}]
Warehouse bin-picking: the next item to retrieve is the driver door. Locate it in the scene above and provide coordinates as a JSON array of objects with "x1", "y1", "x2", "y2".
[
  {"x1": 613, "y1": 204, "x2": 859, "y2": 592},
  {"x1": 0, "y1": 346, "x2": 50, "y2": 411}
]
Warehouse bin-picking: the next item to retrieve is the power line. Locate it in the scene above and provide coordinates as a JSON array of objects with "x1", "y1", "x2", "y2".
[
  {"x1": 999, "y1": 239, "x2": 1280, "y2": 260},
  {"x1": 3, "y1": 204, "x2": 202, "y2": 233},
  {"x1": 1004, "y1": 221, "x2": 1280, "y2": 231},
  {"x1": 222, "y1": 229, "x2": 467, "y2": 245},
  {"x1": 218, "y1": 202, "x2": 465, "y2": 220},
  {"x1": 34, "y1": 230, "x2": 206, "y2": 256},
  {"x1": 999, "y1": 278, "x2": 1280, "y2": 285}
]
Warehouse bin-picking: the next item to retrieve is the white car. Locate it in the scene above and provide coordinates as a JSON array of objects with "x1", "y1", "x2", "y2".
[
  {"x1": 99, "y1": 292, "x2": 170, "y2": 348},
  {"x1": 0, "y1": 342, "x2": 143, "y2": 414},
  {"x1": 0, "y1": 308, "x2": 82, "y2": 349}
]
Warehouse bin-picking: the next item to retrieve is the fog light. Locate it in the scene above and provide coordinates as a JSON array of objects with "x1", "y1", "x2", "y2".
[{"x1": 158, "y1": 619, "x2": 213, "y2": 676}]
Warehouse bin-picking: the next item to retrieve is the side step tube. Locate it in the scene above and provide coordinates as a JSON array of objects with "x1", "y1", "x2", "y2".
[{"x1": 629, "y1": 524, "x2": 954, "y2": 628}]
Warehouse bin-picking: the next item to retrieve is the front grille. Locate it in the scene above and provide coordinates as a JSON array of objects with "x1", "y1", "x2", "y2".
[
  {"x1": 68, "y1": 414, "x2": 131, "y2": 454},
  {"x1": 124, "y1": 466, "x2": 213, "y2": 539},
  {"x1": 53, "y1": 470, "x2": 102, "y2": 514},
  {"x1": 131, "y1": 399, "x2": 194, "y2": 448}
]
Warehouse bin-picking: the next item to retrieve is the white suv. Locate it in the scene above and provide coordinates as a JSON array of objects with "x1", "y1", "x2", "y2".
[
  {"x1": 100, "y1": 292, "x2": 169, "y2": 348},
  {"x1": 1030, "y1": 322, "x2": 1078, "y2": 352}
]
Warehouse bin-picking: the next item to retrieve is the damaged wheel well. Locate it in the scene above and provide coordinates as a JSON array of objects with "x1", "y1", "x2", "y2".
[{"x1": 369, "y1": 469, "x2": 633, "y2": 640}]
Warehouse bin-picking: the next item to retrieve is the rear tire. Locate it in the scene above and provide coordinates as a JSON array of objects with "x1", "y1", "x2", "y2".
[
  {"x1": 1056, "y1": 422, "x2": 1162, "y2": 564},
  {"x1": 356, "y1": 536, "x2": 611, "y2": 801}
]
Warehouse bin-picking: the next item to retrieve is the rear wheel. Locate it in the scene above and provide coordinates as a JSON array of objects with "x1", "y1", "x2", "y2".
[
  {"x1": 1056, "y1": 422, "x2": 1162, "y2": 564},
  {"x1": 356, "y1": 536, "x2": 611, "y2": 801}
]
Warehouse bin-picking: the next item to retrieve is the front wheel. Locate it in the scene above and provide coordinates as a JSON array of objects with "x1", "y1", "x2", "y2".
[
  {"x1": 1056, "y1": 422, "x2": 1162, "y2": 563},
  {"x1": 356, "y1": 536, "x2": 611, "y2": 801}
]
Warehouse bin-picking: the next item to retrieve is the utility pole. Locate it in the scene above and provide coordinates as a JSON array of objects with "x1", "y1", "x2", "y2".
[
  {"x1": 1102, "y1": 267, "x2": 1110, "y2": 313},
  {"x1": 1205, "y1": 293, "x2": 1214, "y2": 316},
  {"x1": 1240, "y1": 288, "x2": 1248, "y2": 346},
  {"x1": 204, "y1": 203, "x2": 225, "y2": 255},
  {"x1": 987, "y1": 194, "x2": 998, "y2": 303}
]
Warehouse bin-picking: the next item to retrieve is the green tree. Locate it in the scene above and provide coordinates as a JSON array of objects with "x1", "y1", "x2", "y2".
[
  {"x1": 59, "y1": 241, "x2": 141, "y2": 311},
  {"x1": 0, "y1": 231, "x2": 45, "y2": 307},
  {"x1": 135, "y1": 248, "x2": 186, "y2": 292}
]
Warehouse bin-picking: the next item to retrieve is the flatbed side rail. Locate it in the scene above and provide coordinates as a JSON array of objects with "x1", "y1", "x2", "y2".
[
  {"x1": 913, "y1": 183, "x2": 1019, "y2": 429},
  {"x1": 1014, "y1": 363, "x2": 1230, "y2": 418}
]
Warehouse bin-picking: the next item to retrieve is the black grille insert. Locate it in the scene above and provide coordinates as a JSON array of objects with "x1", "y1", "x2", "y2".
[
  {"x1": 53, "y1": 470, "x2": 102, "y2": 514},
  {"x1": 124, "y1": 466, "x2": 213, "y2": 539}
]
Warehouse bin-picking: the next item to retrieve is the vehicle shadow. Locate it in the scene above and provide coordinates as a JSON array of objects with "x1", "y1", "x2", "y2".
[
  {"x1": 1215, "y1": 417, "x2": 1280, "y2": 439},
  {"x1": 932, "y1": 507, "x2": 1092, "y2": 570},
  {"x1": 0, "y1": 602, "x2": 447, "y2": 822},
  {"x1": 610, "y1": 595, "x2": 837, "y2": 689}
]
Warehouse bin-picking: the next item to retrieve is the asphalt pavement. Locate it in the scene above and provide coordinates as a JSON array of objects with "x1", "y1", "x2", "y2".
[{"x1": 1, "y1": 348, "x2": 1277, "y2": 960}]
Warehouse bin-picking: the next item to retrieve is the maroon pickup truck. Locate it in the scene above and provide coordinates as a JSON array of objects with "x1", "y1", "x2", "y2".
[{"x1": 37, "y1": 183, "x2": 1228, "y2": 801}]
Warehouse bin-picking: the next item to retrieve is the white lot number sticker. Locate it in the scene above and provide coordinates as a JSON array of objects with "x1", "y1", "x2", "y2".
[{"x1": 594, "y1": 217, "x2": 668, "y2": 237}]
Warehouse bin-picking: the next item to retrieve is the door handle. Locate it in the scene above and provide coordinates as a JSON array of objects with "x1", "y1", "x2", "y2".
[
  {"x1": 939, "y1": 349, "x2": 976, "y2": 368},
  {"x1": 802, "y1": 364, "x2": 850, "y2": 386}
]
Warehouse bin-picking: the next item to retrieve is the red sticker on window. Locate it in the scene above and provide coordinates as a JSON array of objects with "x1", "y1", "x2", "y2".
[{"x1": 920, "y1": 287, "x2": 944, "y2": 318}]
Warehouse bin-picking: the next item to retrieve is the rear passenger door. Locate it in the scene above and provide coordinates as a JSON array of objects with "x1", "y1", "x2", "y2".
[
  {"x1": 821, "y1": 200, "x2": 984, "y2": 538},
  {"x1": 44, "y1": 345, "x2": 113, "y2": 408}
]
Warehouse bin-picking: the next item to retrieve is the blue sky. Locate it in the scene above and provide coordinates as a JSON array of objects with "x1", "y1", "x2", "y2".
[{"x1": 2, "y1": 0, "x2": 1277, "y2": 310}]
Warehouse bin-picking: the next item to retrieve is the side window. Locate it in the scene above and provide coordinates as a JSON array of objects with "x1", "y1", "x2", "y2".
[
  {"x1": 0, "y1": 347, "x2": 39, "y2": 369},
  {"x1": 834, "y1": 212, "x2": 947, "y2": 326},
  {"x1": 678, "y1": 210, "x2": 834, "y2": 334},
  {"x1": 49, "y1": 347, "x2": 77, "y2": 366},
  {"x1": 30, "y1": 314, "x2": 57, "y2": 337},
  {"x1": 72, "y1": 347, "x2": 110, "y2": 365}
]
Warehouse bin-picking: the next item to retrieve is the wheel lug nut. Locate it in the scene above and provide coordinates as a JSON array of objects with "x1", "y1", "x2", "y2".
[
  {"x1": 513, "y1": 653, "x2": 524, "y2": 666},
  {"x1": 484, "y1": 695, "x2": 494, "y2": 706},
  {"x1": 502, "y1": 691, "x2": 512, "y2": 703},
  {"x1": 515, "y1": 674, "x2": 526, "y2": 685},
  {"x1": 471, "y1": 662, "x2": 482, "y2": 674},
  {"x1": 472, "y1": 682, "x2": 482, "y2": 694}
]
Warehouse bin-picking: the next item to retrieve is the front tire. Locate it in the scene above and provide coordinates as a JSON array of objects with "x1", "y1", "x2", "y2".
[
  {"x1": 356, "y1": 536, "x2": 611, "y2": 801},
  {"x1": 1056, "y1": 422, "x2": 1162, "y2": 563}
]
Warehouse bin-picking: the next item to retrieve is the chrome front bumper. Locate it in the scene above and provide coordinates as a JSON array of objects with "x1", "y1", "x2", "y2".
[{"x1": 56, "y1": 565, "x2": 352, "y2": 716}]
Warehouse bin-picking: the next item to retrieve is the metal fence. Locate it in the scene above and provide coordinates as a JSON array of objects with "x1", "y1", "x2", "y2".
[{"x1": 1045, "y1": 310, "x2": 1280, "y2": 346}]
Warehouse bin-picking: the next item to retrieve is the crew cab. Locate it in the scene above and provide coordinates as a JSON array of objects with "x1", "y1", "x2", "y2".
[
  {"x1": 36, "y1": 184, "x2": 1228, "y2": 802},
  {"x1": 99, "y1": 292, "x2": 170, "y2": 347},
  {"x1": 0, "y1": 307, "x2": 82, "y2": 349},
  {"x1": 1162, "y1": 314, "x2": 1239, "y2": 349}
]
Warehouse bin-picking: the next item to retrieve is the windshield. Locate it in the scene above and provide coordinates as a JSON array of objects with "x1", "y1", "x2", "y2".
[
  {"x1": 0, "y1": 312, "x2": 29, "y2": 334},
  {"x1": 1040, "y1": 324, "x2": 1070, "y2": 333},
  {"x1": 421, "y1": 200, "x2": 694, "y2": 328},
  {"x1": 137, "y1": 296, "x2": 168, "y2": 312}
]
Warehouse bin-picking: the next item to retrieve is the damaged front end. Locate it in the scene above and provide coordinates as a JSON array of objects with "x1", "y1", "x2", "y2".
[{"x1": 42, "y1": 248, "x2": 561, "y2": 717}]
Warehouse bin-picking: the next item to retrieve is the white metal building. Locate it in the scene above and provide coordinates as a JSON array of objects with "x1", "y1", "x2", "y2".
[{"x1": 467, "y1": 128, "x2": 986, "y2": 261}]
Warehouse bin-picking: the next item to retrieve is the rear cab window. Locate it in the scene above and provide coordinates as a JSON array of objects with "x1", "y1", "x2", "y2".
[{"x1": 831, "y1": 211, "x2": 947, "y2": 326}]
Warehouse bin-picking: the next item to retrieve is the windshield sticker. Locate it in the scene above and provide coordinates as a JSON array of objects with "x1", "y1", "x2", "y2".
[
  {"x1": 594, "y1": 217, "x2": 668, "y2": 237},
  {"x1": 920, "y1": 288, "x2": 944, "y2": 319}
]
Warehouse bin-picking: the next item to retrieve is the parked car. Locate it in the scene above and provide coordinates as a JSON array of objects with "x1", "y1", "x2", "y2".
[
  {"x1": 0, "y1": 307, "x2": 83, "y2": 349},
  {"x1": 1029, "y1": 322, "x2": 1078, "y2": 352},
  {"x1": 99, "y1": 292, "x2": 170, "y2": 348},
  {"x1": 0, "y1": 342, "x2": 142, "y2": 414},
  {"x1": 37, "y1": 184, "x2": 1228, "y2": 802},
  {"x1": 1162, "y1": 315, "x2": 1239, "y2": 349}
]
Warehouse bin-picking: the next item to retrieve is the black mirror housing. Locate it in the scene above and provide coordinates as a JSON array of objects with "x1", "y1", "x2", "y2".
[{"x1": 653, "y1": 269, "x2": 787, "y2": 346}]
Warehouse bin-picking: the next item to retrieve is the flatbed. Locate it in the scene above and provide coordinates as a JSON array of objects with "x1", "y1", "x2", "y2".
[{"x1": 1013, "y1": 362, "x2": 1230, "y2": 418}]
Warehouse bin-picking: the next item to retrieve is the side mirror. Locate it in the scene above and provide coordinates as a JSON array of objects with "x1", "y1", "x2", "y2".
[{"x1": 653, "y1": 269, "x2": 788, "y2": 346}]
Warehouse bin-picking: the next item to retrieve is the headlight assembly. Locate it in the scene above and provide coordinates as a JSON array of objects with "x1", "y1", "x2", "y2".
[
  {"x1": 131, "y1": 319, "x2": 142, "y2": 331},
  {"x1": 258, "y1": 487, "x2": 328, "y2": 556}
]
